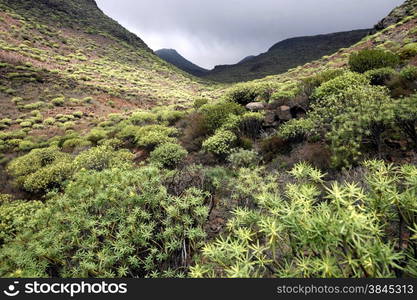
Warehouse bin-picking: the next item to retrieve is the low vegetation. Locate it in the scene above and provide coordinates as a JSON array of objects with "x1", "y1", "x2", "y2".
[{"x1": 1, "y1": 0, "x2": 417, "y2": 279}]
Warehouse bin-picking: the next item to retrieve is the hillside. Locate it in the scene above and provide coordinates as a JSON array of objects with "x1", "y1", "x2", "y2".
[
  {"x1": 1, "y1": 0, "x2": 417, "y2": 279},
  {"x1": 155, "y1": 48, "x2": 209, "y2": 76},
  {"x1": 0, "y1": 0, "x2": 216, "y2": 141},
  {"x1": 203, "y1": 29, "x2": 371, "y2": 82}
]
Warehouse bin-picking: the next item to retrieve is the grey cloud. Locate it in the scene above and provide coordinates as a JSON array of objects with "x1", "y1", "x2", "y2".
[{"x1": 96, "y1": 0, "x2": 404, "y2": 69}]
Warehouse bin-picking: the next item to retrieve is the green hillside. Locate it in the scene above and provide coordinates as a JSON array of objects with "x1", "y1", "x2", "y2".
[{"x1": 0, "y1": 0, "x2": 417, "y2": 279}]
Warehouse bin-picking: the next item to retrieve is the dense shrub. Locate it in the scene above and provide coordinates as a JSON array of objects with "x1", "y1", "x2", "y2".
[
  {"x1": 51, "y1": 97, "x2": 65, "y2": 106},
  {"x1": 399, "y1": 43, "x2": 417, "y2": 59},
  {"x1": 312, "y1": 72, "x2": 369, "y2": 100},
  {"x1": 260, "y1": 136, "x2": 291, "y2": 162},
  {"x1": 0, "y1": 198, "x2": 44, "y2": 245},
  {"x1": 199, "y1": 101, "x2": 245, "y2": 134},
  {"x1": 118, "y1": 125, "x2": 178, "y2": 149},
  {"x1": 193, "y1": 98, "x2": 208, "y2": 109},
  {"x1": 130, "y1": 111, "x2": 157, "y2": 126},
  {"x1": 86, "y1": 128, "x2": 108, "y2": 145},
  {"x1": 191, "y1": 161, "x2": 417, "y2": 278},
  {"x1": 302, "y1": 69, "x2": 346, "y2": 95},
  {"x1": 202, "y1": 130, "x2": 238, "y2": 156},
  {"x1": 365, "y1": 67, "x2": 397, "y2": 85},
  {"x1": 62, "y1": 138, "x2": 92, "y2": 152},
  {"x1": 393, "y1": 94, "x2": 417, "y2": 147},
  {"x1": 228, "y1": 149, "x2": 260, "y2": 168},
  {"x1": 226, "y1": 82, "x2": 275, "y2": 105},
  {"x1": 150, "y1": 143, "x2": 188, "y2": 168},
  {"x1": 400, "y1": 65, "x2": 417, "y2": 81},
  {"x1": 7, "y1": 147, "x2": 73, "y2": 193},
  {"x1": 238, "y1": 112, "x2": 264, "y2": 139},
  {"x1": 349, "y1": 49, "x2": 400, "y2": 73},
  {"x1": 0, "y1": 167, "x2": 209, "y2": 278},
  {"x1": 136, "y1": 125, "x2": 178, "y2": 149},
  {"x1": 74, "y1": 146, "x2": 134, "y2": 171}
]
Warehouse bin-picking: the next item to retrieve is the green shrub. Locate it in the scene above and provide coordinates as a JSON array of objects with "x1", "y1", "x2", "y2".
[
  {"x1": 119, "y1": 125, "x2": 179, "y2": 149},
  {"x1": 150, "y1": 143, "x2": 188, "y2": 168},
  {"x1": 312, "y1": 72, "x2": 369, "y2": 100},
  {"x1": 228, "y1": 149, "x2": 259, "y2": 168},
  {"x1": 365, "y1": 67, "x2": 396, "y2": 85},
  {"x1": 226, "y1": 82, "x2": 276, "y2": 105},
  {"x1": 72, "y1": 111, "x2": 84, "y2": 118},
  {"x1": 51, "y1": 97, "x2": 65, "y2": 107},
  {"x1": 193, "y1": 98, "x2": 208, "y2": 109},
  {"x1": 349, "y1": 49, "x2": 400, "y2": 73},
  {"x1": 62, "y1": 138, "x2": 92, "y2": 151},
  {"x1": 191, "y1": 161, "x2": 416, "y2": 278},
  {"x1": 199, "y1": 101, "x2": 245, "y2": 134},
  {"x1": 302, "y1": 69, "x2": 346, "y2": 94},
  {"x1": 154, "y1": 109, "x2": 185, "y2": 125},
  {"x1": 0, "y1": 167, "x2": 208, "y2": 277},
  {"x1": 400, "y1": 65, "x2": 417, "y2": 81},
  {"x1": 130, "y1": 111, "x2": 157, "y2": 125},
  {"x1": 202, "y1": 130, "x2": 238, "y2": 156},
  {"x1": 0, "y1": 199, "x2": 44, "y2": 244},
  {"x1": 7, "y1": 147, "x2": 73, "y2": 193},
  {"x1": 22, "y1": 102, "x2": 45, "y2": 110},
  {"x1": 399, "y1": 43, "x2": 417, "y2": 59},
  {"x1": 18, "y1": 140, "x2": 38, "y2": 152},
  {"x1": 74, "y1": 146, "x2": 134, "y2": 171},
  {"x1": 239, "y1": 112, "x2": 264, "y2": 138},
  {"x1": 86, "y1": 128, "x2": 108, "y2": 144},
  {"x1": 43, "y1": 117, "x2": 56, "y2": 125},
  {"x1": 19, "y1": 121, "x2": 32, "y2": 128}
]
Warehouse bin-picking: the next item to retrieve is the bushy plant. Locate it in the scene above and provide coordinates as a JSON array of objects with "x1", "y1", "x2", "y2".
[
  {"x1": 312, "y1": 72, "x2": 369, "y2": 100},
  {"x1": 365, "y1": 67, "x2": 397, "y2": 85},
  {"x1": 136, "y1": 125, "x2": 178, "y2": 149},
  {"x1": 118, "y1": 125, "x2": 178, "y2": 149},
  {"x1": 199, "y1": 102, "x2": 245, "y2": 134},
  {"x1": 400, "y1": 65, "x2": 417, "y2": 81},
  {"x1": 73, "y1": 146, "x2": 134, "y2": 171},
  {"x1": 302, "y1": 69, "x2": 346, "y2": 94},
  {"x1": 349, "y1": 49, "x2": 400, "y2": 73},
  {"x1": 62, "y1": 138, "x2": 92, "y2": 152},
  {"x1": 51, "y1": 96, "x2": 65, "y2": 106},
  {"x1": 193, "y1": 98, "x2": 208, "y2": 109},
  {"x1": 399, "y1": 43, "x2": 417, "y2": 59},
  {"x1": 0, "y1": 167, "x2": 209, "y2": 278},
  {"x1": 226, "y1": 82, "x2": 275, "y2": 105},
  {"x1": 130, "y1": 111, "x2": 157, "y2": 126},
  {"x1": 149, "y1": 143, "x2": 188, "y2": 168},
  {"x1": 86, "y1": 128, "x2": 108, "y2": 145},
  {"x1": 202, "y1": 129, "x2": 237, "y2": 156},
  {"x1": 191, "y1": 161, "x2": 416, "y2": 278},
  {"x1": 7, "y1": 147, "x2": 73, "y2": 193},
  {"x1": 239, "y1": 112, "x2": 264, "y2": 139},
  {"x1": 0, "y1": 198, "x2": 44, "y2": 245},
  {"x1": 228, "y1": 149, "x2": 260, "y2": 168}
]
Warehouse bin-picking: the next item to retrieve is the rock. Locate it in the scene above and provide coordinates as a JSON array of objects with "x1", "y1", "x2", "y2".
[
  {"x1": 263, "y1": 111, "x2": 279, "y2": 127},
  {"x1": 277, "y1": 105, "x2": 292, "y2": 121},
  {"x1": 246, "y1": 102, "x2": 265, "y2": 111}
]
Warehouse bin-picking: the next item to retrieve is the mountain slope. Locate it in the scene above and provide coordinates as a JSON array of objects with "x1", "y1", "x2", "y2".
[
  {"x1": 0, "y1": 0, "x2": 214, "y2": 137},
  {"x1": 203, "y1": 29, "x2": 371, "y2": 83},
  {"x1": 155, "y1": 49, "x2": 209, "y2": 77}
]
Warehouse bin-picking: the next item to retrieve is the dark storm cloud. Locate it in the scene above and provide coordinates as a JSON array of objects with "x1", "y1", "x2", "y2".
[{"x1": 95, "y1": 0, "x2": 404, "y2": 69}]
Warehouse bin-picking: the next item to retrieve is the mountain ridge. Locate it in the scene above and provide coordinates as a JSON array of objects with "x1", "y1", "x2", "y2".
[
  {"x1": 203, "y1": 29, "x2": 371, "y2": 82},
  {"x1": 155, "y1": 48, "x2": 209, "y2": 77}
]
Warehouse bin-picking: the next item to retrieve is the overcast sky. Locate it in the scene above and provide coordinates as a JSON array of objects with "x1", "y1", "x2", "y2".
[{"x1": 96, "y1": 0, "x2": 404, "y2": 69}]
